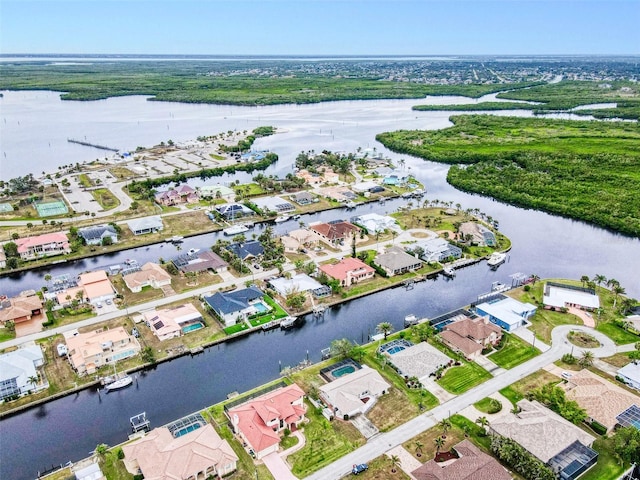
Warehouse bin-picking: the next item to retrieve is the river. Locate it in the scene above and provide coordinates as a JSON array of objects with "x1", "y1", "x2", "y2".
[{"x1": 0, "y1": 91, "x2": 639, "y2": 480}]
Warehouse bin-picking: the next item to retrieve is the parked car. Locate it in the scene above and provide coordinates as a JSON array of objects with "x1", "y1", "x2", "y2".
[
  {"x1": 105, "y1": 299, "x2": 112, "y2": 305},
  {"x1": 352, "y1": 464, "x2": 368, "y2": 475},
  {"x1": 96, "y1": 302, "x2": 103, "y2": 308},
  {"x1": 561, "y1": 371, "x2": 572, "y2": 380},
  {"x1": 56, "y1": 344, "x2": 68, "y2": 357},
  {"x1": 131, "y1": 328, "x2": 140, "y2": 338}
]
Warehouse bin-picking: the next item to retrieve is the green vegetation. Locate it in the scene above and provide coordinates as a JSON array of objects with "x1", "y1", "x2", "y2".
[
  {"x1": 77, "y1": 173, "x2": 93, "y2": 188},
  {"x1": 91, "y1": 188, "x2": 120, "y2": 210},
  {"x1": 596, "y1": 322, "x2": 639, "y2": 345},
  {"x1": 499, "y1": 370, "x2": 561, "y2": 407},
  {"x1": 567, "y1": 330, "x2": 600, "y2": 348},
  {"x1": 581, "y1": 436, "x2": 627, "y2": 480},
  {"x1": 377, "y1": 115, "x2": 640, "y2": 236},
  {"x1": 530, "y1": 383, "x2": 587, "y2": 424},
  {"x1": 489, "y1": 333, "x2": 541, "y2": 369},
  {"x1": 491, "y1": 434, "x2": 556, "y2": 480},
  {"x1": 437, "y1": 360, "x2": 492, "y2": 394},
  {"x1": 474, "y1": 397, "x2": 503, "y2": 414},
  {"x1": 288, "y1": 400, "x2": 364, "y2": 478},
  {"x1": 99, "y1": 449, "x2": 134, "y2": 480}
]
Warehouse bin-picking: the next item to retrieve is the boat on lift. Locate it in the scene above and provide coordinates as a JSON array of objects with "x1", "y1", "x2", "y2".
[
  {"x1": 487, "y1": 252, "x2": 507, "y2": 269},
  {"x1": 442, "y1": 266, "x2": 456, "y2": 277}
]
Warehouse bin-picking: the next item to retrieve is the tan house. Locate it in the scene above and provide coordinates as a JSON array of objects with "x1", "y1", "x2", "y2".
[
  {"x1": 562, "y1": 369, "x2": 640, "y2": 433},
  {"x1": 319, "y1": 366, "x2": 390, "y2": 418},
  {"x1": 78, "y1": 271, "x2": 116, "y2": 305},
  {"x1": 144, "y1": 304, "x2": 203, "y2": 341},
  {"x1": 374, "y1": 246, "x2": 423, "y2": 277},
  {"x1": 0, "y1": 292, "x2": 43, "y2": 326},
  {"x1": 123, "y1": 424, "x2": 237, "y2": 480},
  {"x1": 439, "y1": 316, "x2": 502, "y2": 360},
  {"x1": 123, "y1": 262, "x2": 171, "y2": 293},
  {"x1": 64, "y1": 326, "x2": 141, "y2": 375},
  {"x1": 309, "y1": 221, "x2": 359, "y2": 247},
  {"x1": 297, "y1": 168, "x2": 340, "y2": 185}
]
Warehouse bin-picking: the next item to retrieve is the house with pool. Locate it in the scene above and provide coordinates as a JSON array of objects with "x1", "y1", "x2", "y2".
[
  {"x1": 203, "y1": 286, "x2": 268, "y2": 327},
  {"x1": 143, "y1": 303, "x2": 205, "y2": 341},
  {"x1": 474, "y1": 294, "x2": 537, "y2": 332}
]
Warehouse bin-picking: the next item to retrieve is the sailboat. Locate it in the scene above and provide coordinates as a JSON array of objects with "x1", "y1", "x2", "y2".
[{"x1": 104, "y1": 365, "x2": 133, "y2": 392}]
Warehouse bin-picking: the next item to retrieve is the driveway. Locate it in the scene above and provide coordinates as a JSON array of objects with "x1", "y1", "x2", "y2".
[{"x1": 263, "y1": 452, "x2": 298, "y2": 480}]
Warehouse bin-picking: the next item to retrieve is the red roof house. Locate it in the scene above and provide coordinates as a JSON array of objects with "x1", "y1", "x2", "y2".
[
  {"x1": 309, "y1": 221, "x2": 359, "y2": 246},
  {"x1": 227, "y1": 384, "x2": 306, "y2": 459},
  {"x1": 15, "y1": 232, "x2": 70, "y2": 261},
  {"x1": 440, "y1": 316, "x2": 502, "y2": 360},
  {"x1": 319, "y1": 257, "x2": 375, "y2": 287}
]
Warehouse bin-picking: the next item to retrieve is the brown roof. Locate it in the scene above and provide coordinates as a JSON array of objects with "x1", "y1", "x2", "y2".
[
  {"x1": 124, "y1": 262, "x2": 171, "y2": 289},
  {"x1": 412, "y1": 439, "x2": 512, "y2": 480},
  {"x1": 0, "y1": 293, "x2": 42, "y2": 323},
  {"x1": 445, "y1": 317, "x2": 501, "y2": 342},
  {"x1": 439, "y1": 330, "x2": 482, "y2": 356},
  {"x1": 318, "y1": 257, "x2": 375, "y2": 282},
  {"x1": 310, "y1": 221, "x2": 359, "y2": 241}
]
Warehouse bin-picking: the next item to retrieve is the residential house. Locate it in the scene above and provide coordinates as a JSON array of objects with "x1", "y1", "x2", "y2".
[
  {"x1": 319, "y1": 366, "x2": 389, "y2": 418},
  {"x1": 198, "y1": 184, "x2": 236, "y2": 201},
  {"x1": 122, "y1": 424, "x2": 238, "y2": 480},
  {"x1": 543, "y1": 282, "x2": 600, "y2": 311},
  {"x1": 0, "y1": 345, "x2": 45, "y2": 400},
  {"x1": 374, "y1": 246, "x2": 423, "y2": 277},
  {"x1": 489, "y1": 399, "x2": 597, "y2": 480},
  {"x1": 154, "y1": 185, "x2": 198, "y2": 206},
  {"x1": 315, "y1": 186, "x2": 357, "y2": 203},
  {"x1": 0, "y1": 292, "x2": 43, "y2": 326},
  {"x1": 78, "y1": 271, "x2": 115, "y2": 306},
  {"x1": 382, "y1": 171, "x2": 409, "y2": 186},
  {"x1": 123, "y1": 262, "x2": 171, "y2": 293},
  {"x1": 203, "y1": 286, "x2": 266, "y2": 327},
  {"x1": 290, "y1": 191, "x2": 316, "y2": 206},
  {"x1": 351, "y1": 213, "x2": 400, "y2": 233},
  {"x1": 562, "y1": 369, "x2": 640, "y2": 433},
  {"x1": 227, "y1": 384, "x2": 306, "y2": 459},
  {"x1": 144, "y1": 304, "x2": 203, "y2": 341},
  {"x1": 78, "y1": 224, "x2": 118, "y2": 246},
  {"x1": 74, "y1": 463, "x2": 105, "y2": 480},
  {"x1": 15, "y1": 232, "x2": 70, "y2": 260},
  {"x1": 618, "y1": 362, "x2": 640, "y2": 391},
  {"x1": 215, "y1": 203, "x2": 255, "y2": 220},
  {"x1": 459, "y1": 222, "x2": 496, "y2": 247},
  {"x1": 475, "y1": 295, "x2": 537, "y2": 331},
  {"x1": 172, "y1": 250, "x2": 228, "y2": 274},
  {"x1": 268, "y1": 274, "x2": 331, "y2": 298},
  {"x1": 412, "y1": 439, "x2": 512, "y2": 480},
  {"x1": 351, "y1": 181, "x2": 380, "y2": 193},
  {"x1": 412, "y1": 237, "x2": 463, "y2": 262},
  {"x1": 64, "y1": 326, "x2": 141, "y2": 375},
  {"x1": 252, "y1": 196, "x2": 296, "y2": 213},
  {"x1": 616, "y1": 404, "x2": 640, "y2": 429},
  {"x1": 440, "y1": 316, "x2": 503, "y2": 360},
  {"x1": 226, "y1": 240, "x2": 264, "y2": 261},
  {"x1": 281, "y1": 229, "x2": 318, "y2": 253},
  {"x1": 319, "y1": 257, "x2": 375, "y2": 287},
  {"x1": 385, "y1": 341, "x2": 452, "y2": 379},
  {"x1": 297, "y1": 168, "x2": 339, "y2": 186},
  {"x1": 127, "y1": 216, "x2": 164, "y2": 236},
  {"x1": 309, "y1": 220, "x2": 360, "y2": 247}
]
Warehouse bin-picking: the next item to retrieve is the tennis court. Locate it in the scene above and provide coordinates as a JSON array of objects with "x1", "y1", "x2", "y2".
[{"x1": 34, "y1": 200, "x2": 68, "y2": 217}]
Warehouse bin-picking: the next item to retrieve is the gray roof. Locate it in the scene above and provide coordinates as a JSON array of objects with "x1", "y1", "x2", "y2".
[
  {"x1": 204, "y1": 286, "x2": 264, "y2": 315},
  {"x1": 375, "y1": 246, "x2": 422, "y2": 271},
  {"x1": 227, "y1": 240, "x2": 264, "y2": 260},
  {"x1": 172, "y1": 250, "x2": 228, "y2": 273},
  {"x1": 127, "y1": 216, "x2": 163, "y2": 231},
  {"x1": 78, "y1": 224, "x2": 117, "y2": 241}
]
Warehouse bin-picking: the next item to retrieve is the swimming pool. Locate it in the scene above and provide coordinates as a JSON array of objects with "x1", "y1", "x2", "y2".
[
  {"x1": 253, "y1": 301, "x2": 269, "y2": 313},
  {"x1": 182, "y1": 322, "x2": 204, "y2": 333},
  {"x1": 385, "y1": 346, "x2": 406, "y2": 355},
  {"x1": 379, "y1": 339, "x2": 414, "y2": 355},
  {"x1": 174, "y1": 422, "x2": 202, "y2": 437},
  {"x1": 332, "y1": 365, "x2": 356, "y2": 377},
  {"x1": 319, "y1": 359, "x2": 362, "y2": 382}
]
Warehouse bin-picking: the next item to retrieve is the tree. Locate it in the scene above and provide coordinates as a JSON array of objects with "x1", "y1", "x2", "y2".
[
  {"x1": 28, "y1": 375, "x2": 39, "y2": 389},
  {"x1": 434, "y1": 436, "x2": 445, "y2": 454},
  {"x1": 579, "y1": 350, "x2": 594, "y2": 368},
  {"x1": 593, "y1": 274, "x2": 607, "y2": 287},
  {"x1": 285, "y1": 289, "x2": 306, "y2": 311},
  {"x1": 613, "y1": 427, "x2": 640, "y2": 464},
  {"x1": 376, "y1": 322, "x2": 393, "y2": 340},
  {"x1": 612, "y1": 284, "x2": 626, "y2": 308},
  {"x1": 476, "y1": 416, "x2": 489, "y2": 429},
  {"x1": 439, "y1": 418, "x2": 452, "y2": 438},
  {"x1": 330, "y1": 338, "x2": 354, "y2": 359},
  {"x1": 580, "y1": 275, "x2": 589, "y2": 287},
  {"x1": 5, "y1": 320, "x2": 15, "y2": 332},
  {"x1": 414, "y1": 440, "x2": 424, "y2": 457},
  {"x1": 3, "y1": 242, "x2": 18, "y2": 257},
  {"x1": 166, "y1": 263, "x2": 179, "y2": 275},
  {"x1": 530, "y1": 274, "x2": 540, "y2": 285},
  {"x1": 94, "y1": 443, "x2": 109, "y2": 457},
  {"x1": 389, "y1": 454, "x2": 401, "y2": 473}
]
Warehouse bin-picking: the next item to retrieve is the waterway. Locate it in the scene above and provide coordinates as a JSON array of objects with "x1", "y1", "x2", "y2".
[{"x1": 1, "y1": 91, "x2": 639, "y2": 480}]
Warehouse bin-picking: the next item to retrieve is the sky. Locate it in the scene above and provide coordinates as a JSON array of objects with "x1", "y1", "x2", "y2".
[{"x1": 1, "y1": 0, "x2": 638, "y2": 56}]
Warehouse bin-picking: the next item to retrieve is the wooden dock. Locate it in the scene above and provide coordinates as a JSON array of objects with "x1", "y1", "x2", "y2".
[{"x1": 67, "y1": 138, "x2": 119, "y2": 152}]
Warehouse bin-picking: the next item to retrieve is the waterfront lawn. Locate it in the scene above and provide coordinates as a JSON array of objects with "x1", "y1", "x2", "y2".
[
  {"x1": 289, "y1": 399, "x2": 365, "y2": 478},
  {"x1": 437, "y1": 361, "x2": 492, "y2": 394},
  {"x1": 596, "y1": 322, "x2": 639, "y2": 345},
  {"x1": 224, "y1": 322, "x2": 250, "y2": 335},
  {"x1": 100, "y1": 449, "x2": 134, "y2": 480},
  {"x1": 248, "y1": 295, "x2": 288, "y2": 327},
  {"x1": 499, "y1": 370, "x2": 561, "y2": 407},
  {"x1": 233, "y1": 182, "x2": 266, "y2": 197},
  {"x1": 489, "y1": 333, "x2": 541, "y2": 369},
  {"x1": 340, "y1": 262, "x2": 439, "y2": 300},
  {"x1": 91, "y1": 188, "x2": 120, "y2": 210}
]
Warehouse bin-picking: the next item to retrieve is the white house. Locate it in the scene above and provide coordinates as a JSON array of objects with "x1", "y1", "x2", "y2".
[
  {"x1": 618, "y1": 362, "x2": 640, "y2": 391},
  {"x1": 319, "y1": 366, "x2": 390, "y2": 418},
  {"x1": 0, "y1": 345, "x2": 45, "y2": 400}
]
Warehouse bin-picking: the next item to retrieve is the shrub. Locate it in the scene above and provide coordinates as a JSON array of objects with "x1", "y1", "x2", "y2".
[
  {"x1": 591, "y1": 421, "x2": 607, "y2": 436},
  {"x1": 523, "y1": 285, "x2": 531, "y2": 292},
  {"x1": 562, "y1": 353, "x2": 577, "y2": 364},
  {"x1": 116, "y1": 448, "x2": 125, "y2": 459}
]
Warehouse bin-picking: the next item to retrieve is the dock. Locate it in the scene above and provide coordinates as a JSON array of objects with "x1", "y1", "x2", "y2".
[
  {"x1": 130, "y1": 412, "x2": 150, "y2": 433},
  {"x1": 67, "y1": 138, "x2": 119, "y2": 152},
  {"x1": 189, "y1": 346, "x2": 204, "y2": 355}
]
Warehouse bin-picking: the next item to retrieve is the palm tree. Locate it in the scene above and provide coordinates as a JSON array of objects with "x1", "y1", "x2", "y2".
[
  {"x1": 580, "y1": 275, "x2": 590, "y2": 288},
  {"x1": 434, "y1": 436, "x2": 445, "y2": 454},
  {"x1": 476, "y1": 416, "x2": 490, "y2": 430},
  {"x1": 593, "y1": 274, "x2": 607, "y2": 287},
  {"x1": 414, "y1": 440, "x2": 424, "y2": 458},
  {"x1": 530, "y1": 274, "x2": 540, "y2": 286},
  {"x1": 439, "y1": 418, "x2": 452, "y2": 438},
  {"x1": 612, "y1": 284, "x2": 626, "y2": 308},
  {"x1": 27, "y1": 375, "x2": 39, "y2": 389},
  {"x1": 377, "y1": 322, "x2": 393, "y2": 340},
  {"x1": 606, "y1": 278, "x2": 620, "y2": 289},
  {"x1": 579, "y1": 350, "x2": 594, "y2": 368},
  {"x1": 94, "y1": 443, "x2": 109, "y2": 457},
  {"x1": 389, "y1": 454, "x2": 401, "y2": 473}
]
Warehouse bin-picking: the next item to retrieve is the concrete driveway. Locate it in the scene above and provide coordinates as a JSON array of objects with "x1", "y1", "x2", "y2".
[{"x1": 263, "y1": 452, "x2": 298, "y2": 480}]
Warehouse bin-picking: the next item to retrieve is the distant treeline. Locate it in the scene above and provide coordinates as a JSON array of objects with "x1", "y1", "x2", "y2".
[{"x1": 377, "y1": 115, "x2": 640, "y2": 237}]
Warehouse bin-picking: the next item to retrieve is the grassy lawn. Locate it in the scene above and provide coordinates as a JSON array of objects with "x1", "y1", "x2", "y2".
[
  {"x1": 580, "y1": 436, "x2": 626, "y2": 480},
  {"x1": 234, "y1": 183, "x2": 266, "y2": 197},
  {"x1": 597, "y1": 322, "x2": 639, "y2": 345},
  {"x1": 288, "y1": 399, "x2": 365, "y2": 478},
  {"x1": 0, "y1": 328, "x2": 16, "y2": 342},
  {"x1": 600, "y1": 352, "x2": 637, "y2": 368},
  {"x1": 91, "y1": 188, "x2": 120, "y2": 210},
  {"x1": 224, "y1": 322, "x2": 250, "y2": 335},
  {"x1": 99, "y1": 450, "x2": 134, "y2": 480},
  {"x1": 366, "y1": 386, "x2": 421, "y2": 432},
  {"x1": 280, "y1": 434, "x2": 299, "y2": 450},
  {"x1": 78, "y1": 173, "x2": 93, "y2": 187},
  {"x1": 499, "y1": 370, "x2": 561, "y2": 407},
  {"x1": 341, "y1": 454, "x2": 411, "y2": 479},
  {"x1": 567, "y1": 330, "x2": 601, "y2": 348},
  {"x1": 437, "y1": 361, "x2": 492, "y2": 394},
  {"x1": 247, "y1": 295, "x2": 288, "y2": 327},
  {"x1": 474, "y1": 397, "x2": 503, "y2": 414},
  {"x1": 488, "y1": 333, "x2": 541, "y2": 369}
]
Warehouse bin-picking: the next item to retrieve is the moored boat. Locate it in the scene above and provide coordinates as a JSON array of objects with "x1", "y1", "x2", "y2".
[
  {"x1": 104, "y1": 374, "x2": 133, "y2": 392},
  {"x1": 280, "y1": 316, "x2": 298, "y2": 329},
  {"x1": 442, "y1": 266, "x2": 456, "y2": 277},
  {"x1": 404, "y1": 314, "x2": 419, "y2": 327},
  {"x1": 223, "y1": 224, "x2": 250, "y2": 236},
  {"x1": 487, "y1": 252, "x2": 507, "y2": 268},
  {"x1": 274, "y1": 215, "x2": 291, "y2": 223}
]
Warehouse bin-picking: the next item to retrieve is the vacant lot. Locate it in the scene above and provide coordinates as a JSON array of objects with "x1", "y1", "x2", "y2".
[{"x1": 489, "y1": 334, "x2": 541, "y2": 369}]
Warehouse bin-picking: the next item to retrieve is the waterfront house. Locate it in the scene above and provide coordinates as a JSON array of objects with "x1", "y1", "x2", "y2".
[
  {"x1": 15, "y1": 232, "x2": 71, "y2": 260},
  {"x1": 73, "y1": 462, "x2": 105, "y2": 480},
  {"x1": 439, "y1": 316, "x2": 502, "y2": 360},
  {"x1": 78, "y1": 224, "x2": 119, "y2": 246},
  {"x1": 374, "y1": 246, "x2": 423, "y2": 276},
  {"x1": 78, "y1": 270, "x2": 115, "y2": 306},
  {"x1": 489, "y1": 399, "x2": 597, "y2": 480},
  {"x1": 64, "y1": 326, "x2": 141, "y2": 375},
  {"x1": 252, "y1": 195, "x2": 296, "y2": 213},
  {"x1": 475, "y1": 295, "x2": 537, "y2": 331},
  {"x1": 144, "y1": 304, "x2": 204, "y2": 341},
  {"x1": 543, "y1": 282, "x2": 600, "y2": 311},
  {"x1": 411, "y1": 237, "x2": 463, "y2": 262},
  {"x1": 154, "y1": 184, "x2": 198, "y2": 206},
  {"x1": 561, "y1": 369, "x2": 640, "y2": 433},
  {"x1": 459, "y1": 222, "x2": 496, "y2": 247},
  {"x1": 412, "y1": 439, "x2": 512, "y2": 480},
  {"x1": 290, "y1": 191, "x2": 316, "y2": 205},
  {"x1": 203, "y1": 286, "x2": 266, "y2": 327},
  {"x1": 351, "y1": 181, "x2": 380, "y2": 193},
  {"x1": 226, "y1": 240, "x2": 264, "y2": 261},
  {"x1": 123, "y1": 262, "x2": 172, "y2": 293},
  {"x1": 268, "y1": 273, "x2": 331, "y2": 298},
  {"x1": 351, "y1": 213, "x2": 400, "y2": 234},
  {"x1": 215, "y1": 203, "x2": 255, "y2": 220},
  {"x1": 319, "y1": 366, "x2": 389, "y2": 419},
  {"x1": 0, "y1": 345, "x2": 45, "y2": 400},
  {"x1": 171, "y1": 250, "x2": 228, "y2": 274},
  {"x1": 122, "y1": 424, "x2": 238, "y2": 480},
  {"x1": 227, "y1": 384, "x2": 306, "y2": 459},
  {"x1": 127, "y1": 216, "x2": 164, "y2": 236},
  {"x1": 0, "y1": 292, "x2": 43, "y2": 327},
  {"x1": 309, "y1": 220, "x2": 360, "y2": 247},
  {"x1": 385, "y1": 341, "x2": 452, "y2": 379},
  {"x1": 382, "y1": 171, "x2": 409, "y2": 186},
  {"x1": 197, "y1": 183, "x2": 236, "y2": 201},
  {"x1": 315, "y1": 186, "x2": 357, "y2": 203},
  {"x1": 319, "y1": 257, "x2": 375, "y2": 287},
  {"x1": 618, "y1": 362, "x2": 640, "y2": 391},
  {"x1": 297, "y1": 168, "x2": 339, "y2": 186}
]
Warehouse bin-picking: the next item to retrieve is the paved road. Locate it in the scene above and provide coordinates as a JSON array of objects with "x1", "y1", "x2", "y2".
[{"x1": 305, "y1": 325, "x2": 619, "y2": 480}]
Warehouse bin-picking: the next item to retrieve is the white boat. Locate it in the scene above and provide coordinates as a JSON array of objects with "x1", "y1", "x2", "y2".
[
  {"x1": 487, "y1": 252, "x2": 507, "y2": 268},
  {"x1": 442, "y1": 266, "x2": 456, "y2": 277},
  {"x1": 223, "y1": 225, "x2": 249, "y2": 236},
  {"x1": 274, "y1": 215, "x2": 290, "y2": 223},
  {"x1": 404, "y1": 314, "x2": 419, "y2": 327},
  {"x1": 104, "y1": 373, "x2": 133, "y2": 392},
  {"x1": 167, "y1": 235, "x2": 184, "y2": 243},
  {"x1": 280, "y1": 316, "x2": 298, "y2": 329}
]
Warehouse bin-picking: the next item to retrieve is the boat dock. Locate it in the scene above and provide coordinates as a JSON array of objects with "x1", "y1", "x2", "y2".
[
  {"x1": 67, "y1": 138, "x2": 119, "y2": 152},
  {"x1": 130, "y1": 412, "x2": 150, "y2": 433},
  {"x1": 189, "y1": 346, "x2": 204, "y2": 355}
]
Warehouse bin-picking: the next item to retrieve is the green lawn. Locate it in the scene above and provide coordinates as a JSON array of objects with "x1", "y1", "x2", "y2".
[
  {"x1": 289, "y1": 399, "x2": 364, "y2": 478},
  {"x1": 223, "y1": 323, "x2": 250, "y2": 335},
  {"x1": 474, "y1": 397, "x2": 503, "y2": 414},
  {"x1": 597, "y1": 322, "x2": 639, "y2": 345},
  {"x1": 489, "y1": 333, "x2": 541, "y2": 369},
  {"x1": 499, "y1": 370, "x2": 561, "y2": 407},
  {"x1": 580, "y1": 436, "x2": 627, "y2": 480},
  {"x1": 0, "y1": 329, "x2": 16, "y2": 342},
  {"x1": 437, "y1": 361, "x2": 492, "y2": 394}
]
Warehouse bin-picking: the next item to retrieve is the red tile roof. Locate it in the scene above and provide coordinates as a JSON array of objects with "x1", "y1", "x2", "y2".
[
  {"x1": 310, "y1": 221, "x2": 359, "y2": 241},
  {"x1": 15, "y1": 232, "x2": 69, "y2": 253},
  {"x1": 319, "y1": 257, "x2": 374, "y2": 282}
]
